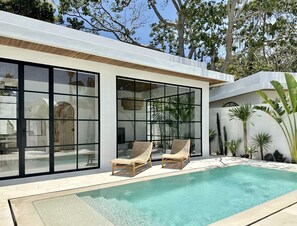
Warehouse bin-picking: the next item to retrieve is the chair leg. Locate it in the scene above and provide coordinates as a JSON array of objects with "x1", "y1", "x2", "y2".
[
  {"x1": 132, "y1": 163, "x2": 135, "y2": 176},
  {"x1": 180, "y1": 159, "x2": 183, "y2": 169},
  {"x1": 161, "y1": 159, "x2": 164, "y2": 168},
  {"x1": 112, "y1": 163, "x2": 115, "y2": 175},
  {"x1": 149, "y1": 157, "x2": 152, "y2": 167}
]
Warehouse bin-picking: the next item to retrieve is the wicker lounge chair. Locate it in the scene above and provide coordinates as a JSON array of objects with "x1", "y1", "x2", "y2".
[
  {"x1": 111, "y1": 141, "x2": 153, "y2": 176},
  {"x1": 161, "y1": 139, "x2": 190, "y2": 169}
]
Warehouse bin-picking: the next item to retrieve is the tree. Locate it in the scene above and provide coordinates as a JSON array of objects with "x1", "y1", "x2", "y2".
[
  {"x1": 252, "y1": 132, "x2": 272, "y2": 160},
  {"x1": 229, "y1": 104, "x2": 254, "y2": 154},
  {"x1": 58, "y1": 0, "x2": 150, "y2": 46},
  {"x1": 0, "y1": 0, "x2": 55, "y2": 23},
  {"x1": 255, "y1": 73, "x2": 297, "y2": 162},
  {"x1": 209, "y1": 129, "x2": 217, "y2": 155}
]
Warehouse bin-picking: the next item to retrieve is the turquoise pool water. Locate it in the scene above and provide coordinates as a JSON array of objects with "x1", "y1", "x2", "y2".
[{"x1": 78, "y1": 165, "x2": 297, "y2": 226}]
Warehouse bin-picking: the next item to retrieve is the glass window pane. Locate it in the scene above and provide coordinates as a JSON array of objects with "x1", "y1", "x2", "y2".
[
  {"x1": 118, "y1": 121, "x2": 134, "y2": 142},
  {"x1": 54, "y1": 146, "x2": 77, "y2": 171},
  {"x1": 78, "y1": 121, "x2": 98, "y2": 144},
  {"x1": 135, "y1": 80, "x2": 150, "y2": 100},
  {"x1": 24, "y1": 65, "x2": 48, "y2": 92},
  {"x1": 78, "y1": 72, "x2": 98, "y2": 96},
  {"x1": 179, "y1": 123, "x2": 191, "y2": 139},
  {"x1": 26, "y1": 120, "x2": 49, "y2": 147},
  {"x1": 0, "y1": 120, "x2": 17, "y2": 148},
  {"x1": 150, "y1": 101, "x2": 164, "y2": 122},
  {"x1": 54, "y1": 120, "x2": 76, "y2": 145},
  {"x1": 54, "y1": 95, "x2": 76, "y2": 119},
  {"x1": 165, "y1": 84, "x2": 177, "y2": 99},
  {"x1": 179, "y1": 104, "x2": 194, "y2": 122},
  {"x1": 135, "y1": 101, "x2": 146, "y2": 120},
  {"x1": 118, "y1": 100, "x2": 134, "y2": 120},
  {"x1": 25, "y1": 147, "x2": 49, "y2": 174},
  {"x1": 0, "y1": 148, "x2": 18, "y2": 177},
  {"x1": 191, "y1": 88, "x2": 201, "y2": 105},
  {"x1": 135, "y1": 122, "x2": 147, "y2": 140},
  {"x1": 191, "y1": 122, "x2": 201, "y2": 139},
  {"x1": 0, "y1": 62, "x2": 18, "y2": 89},
  {"x1": 25, "y1": 92, "x2": 49, "y2": 119},
  {"x1": 54, "y1": 68, "x2": 77, "y2": 94},
  {"x1": 78, "y1": 97, "x2": 98, "y2": 120},
  {"x1": 191, "y1": 139, "x2": 201, "y2": 156},
  {"x1": 179, "y1": 86, "x2": 190, "y2": 96},
  {"x1": 151, "y1": 82, "x2": 164, "y2": 99},
  {"x1": 0, "y1": 92, "x2": 17, "y2": 118},
  {"x1": 194, "y1": 105, "x2": 201, "y2": 121},
  {"x1": 78, "y1": 144, "x2": 98, "y2": 169},
  {"x1": 117, "y1": 78, "x2": 134, "y2": 99}
]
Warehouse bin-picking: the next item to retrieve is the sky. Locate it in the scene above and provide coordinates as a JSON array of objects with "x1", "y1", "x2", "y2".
[{"x1": 52, "y1": 0, "x2": 177, "y2": 45}]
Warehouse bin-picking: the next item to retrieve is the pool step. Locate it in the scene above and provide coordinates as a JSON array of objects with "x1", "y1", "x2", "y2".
[{"x1": 33, "y1": 194, "x2": 113, "y2": 226}]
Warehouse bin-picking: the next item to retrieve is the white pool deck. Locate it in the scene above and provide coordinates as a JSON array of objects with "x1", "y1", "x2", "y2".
[{"x1": 1, "y1": 157, "x2": 297, "y2": 226}]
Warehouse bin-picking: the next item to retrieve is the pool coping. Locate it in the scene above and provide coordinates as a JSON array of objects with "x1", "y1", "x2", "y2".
[{"x1": 4, "y1": 158, "x2": 297, "y2": 226}]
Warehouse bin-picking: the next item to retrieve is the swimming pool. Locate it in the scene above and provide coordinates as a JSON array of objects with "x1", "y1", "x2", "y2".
[{"x1": 73, "y1": 165, "x2": 297, "y2": 226}]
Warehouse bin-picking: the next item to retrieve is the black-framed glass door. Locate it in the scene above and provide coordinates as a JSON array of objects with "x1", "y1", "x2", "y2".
[{"x1": 0, "y1": 59, "x2": 100, "y2": 179}]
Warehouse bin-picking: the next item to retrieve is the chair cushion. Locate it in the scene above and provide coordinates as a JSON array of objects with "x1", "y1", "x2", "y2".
[{"x1": 162, "y1": 154, "x2": 185, "y2": 160}]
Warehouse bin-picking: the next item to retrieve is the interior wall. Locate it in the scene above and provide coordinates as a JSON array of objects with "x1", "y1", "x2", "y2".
[{"x1": 0, "y1": 45, "x2": 210, "y2": 170}]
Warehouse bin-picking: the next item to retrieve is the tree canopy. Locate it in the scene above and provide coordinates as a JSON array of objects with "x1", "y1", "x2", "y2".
[
  {"x1": 3, "y1": 0, "x2": 295, "y2": 78},
  {"x1": 0, "y1": 0, "x2": 55, "y2": 23}
]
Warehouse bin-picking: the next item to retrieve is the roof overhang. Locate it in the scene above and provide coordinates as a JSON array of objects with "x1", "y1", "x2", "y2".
[{"x1": 0, "y1": 11, "x2": 234, "y2": 85}]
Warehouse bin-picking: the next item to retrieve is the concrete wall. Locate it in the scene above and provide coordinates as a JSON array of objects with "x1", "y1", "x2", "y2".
[
  {"x1": 210, "y1": 91, "x2": 280, "y2": 108},
  {"x1": 210, "y1": 107, "x2": 291, "y2": 160},
  {"x1": 0, "y1": 45, "x2": 210, "y2": 170}
]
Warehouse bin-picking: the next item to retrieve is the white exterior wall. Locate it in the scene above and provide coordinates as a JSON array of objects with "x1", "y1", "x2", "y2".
[
  {"x1": 210, "y1": 107, "x2": 291, "y2": 160},
  {"x1": 210, "y1": 91, "x2": 280, "y2": 108},
  {"x1": 0, "y1": 45, "x2": 210, "y2": 170}
]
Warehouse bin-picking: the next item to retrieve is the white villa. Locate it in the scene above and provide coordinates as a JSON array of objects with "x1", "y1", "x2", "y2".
[{"x1": 0, "y1": 11, "x2": 233, "y2": 180}]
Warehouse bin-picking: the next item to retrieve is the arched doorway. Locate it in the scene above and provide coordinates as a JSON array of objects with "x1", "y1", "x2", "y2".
[{"x1": 54, "y1": 102, "x2": 75, "y2": 150}]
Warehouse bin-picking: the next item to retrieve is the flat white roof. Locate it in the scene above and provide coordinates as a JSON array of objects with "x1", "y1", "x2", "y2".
[
  {"x1": 210, "y1": 71, "x2": 297, "y2": 102},
  {"x1": 0, "y1": 11, "x2": 233, "y2": 84}
]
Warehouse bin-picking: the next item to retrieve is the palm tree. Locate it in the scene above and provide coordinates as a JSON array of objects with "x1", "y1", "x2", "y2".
[
  {"x1": 252, "y1": 133, "x2": 273, "y2": 160},
  {"x1": 229, "y1": 104, "x2": 254, "y2": 154},
  {"x1": 209, "y1": 129, "x2": 217, "y2": 155}
]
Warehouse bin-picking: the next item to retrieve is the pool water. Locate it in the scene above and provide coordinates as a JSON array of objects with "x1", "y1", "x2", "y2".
[{"x1": 78, "y1": 165, "x2": 297, "y2": 226}]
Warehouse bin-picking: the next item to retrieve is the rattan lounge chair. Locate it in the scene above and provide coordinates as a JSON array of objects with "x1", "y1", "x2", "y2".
[
  {"x1": 161, "y1": 139, "x2": 190, "y2": 169},
  {"x1": 111, "y1": 141, "x2": 153, "y2": 176}
]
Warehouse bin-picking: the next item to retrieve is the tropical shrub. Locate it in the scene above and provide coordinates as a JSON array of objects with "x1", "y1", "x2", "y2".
[
  {"x1": 255, "y1": 73, "x2": 297, "y2": 162},
  {"x1": 229, "y1": 104, "x2": 255, "y2": 154},
  {"x1": 252, "y1": 132, "x2": 273, "y2": 160},
  {"x1": 226, "y1": 138, "x2": 242, "y2": 157},
  {"x1": 209, "y1": 129, "x2": 217, "y2": 155}
]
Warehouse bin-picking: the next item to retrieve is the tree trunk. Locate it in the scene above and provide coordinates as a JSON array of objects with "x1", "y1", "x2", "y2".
[
  {"x1": 243, "y1": 121, "x2": 247, "y2": 154},
  {"x1": 177, "y1": 13, "x2": 185, "y2": 57},
  {"x1": 260, "y1": 147, "x2": 263, "y2": 160},
  {"x1": 221, "y1": 0, "x2": 235, "y2": 72}
]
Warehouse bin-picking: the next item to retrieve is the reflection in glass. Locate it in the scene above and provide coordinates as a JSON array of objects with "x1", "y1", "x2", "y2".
[
  {"x1": 26, "y1": 120, "x2": 49, "y2": 147},
  {"x1": 78, "y1": 72, "x2": 97, "y2": 96},
  {"x1": 135, "y1": 101, "x2": 146, "y2": 120},
  {"x1": 117, "y1": 142, "x2": 133, "y2": 159},
  {"x1": 54, "y1": 120, "x2": 76, "y2": 146},
  {"x1": 25, "y1": 147, "x2": 49, "y2": 174},
  {"x1": 78, "y1": 97, "x2": 97, "y2": 119},
  {"x1": 118, "y1": 121, "x2": 134, "y2": 142},
  {"x1": 165, "y1": 84, "x2": 177, "y2": 97},
  {"x1": 54, "y1": 145, "x2": 76, "y2": 171},
  {"x1": 54, "y1": 95, "x2": 76, "y2": 119},
  {"x1": 0, "y1": 92, "x2": 17, "y2": 118},
  {"x1": 191, "y1": 88, "x2": 201, "y2": 105},
  {"x1": 118, "y1": 100, "x2": 134, "y2": 120},
  {"x1": 117, "y1": 78, "x2": 134, "y2": 99},
  {"x1": 24, "y1": 65, "x2": 49, "y2": 92},
  {"x1": 78, "y1": 144, "x2": 98, "y2": 169},
  {"x1": 191, "y1": 139, "x2": 201, "y2": 155},
  {"x1": 151, "y1": 82, "x2": 164, "y2": 99},
  {"x1": 0, "y1": 148, "x2": 19, "y2": 177},
  {"x1": 0, "y1": 62, "x2": 18, "y2": 89},
  {"x1": 78, "y1": 121, "x2": 98, "y2": 144},
  {"x1": 135, "y1": 122, "x2": 146, "y2": 140},
  {"x1": 25, "y1": 92, "x2": 49, "y2": 119},
  {"x1": 54, "y1": 68, "x2": 77, "y2": 94}
]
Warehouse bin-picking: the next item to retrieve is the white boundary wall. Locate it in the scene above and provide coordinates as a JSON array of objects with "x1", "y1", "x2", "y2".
[
  {"x1": 210, "y1": 107, "x2": 291, "y2": 160},
  {"x1": 0, "y1": 45, "x2": 210, "y2": 170}
]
